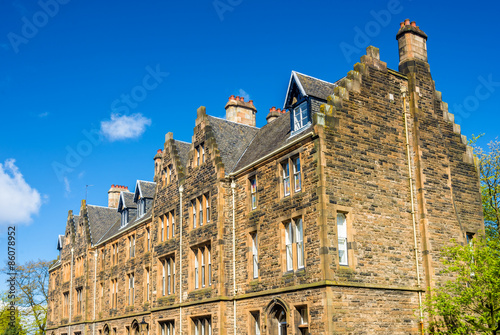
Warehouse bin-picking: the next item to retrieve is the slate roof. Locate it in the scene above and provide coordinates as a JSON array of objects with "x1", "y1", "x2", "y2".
[
  {"x1": 293, "y1": 71, "x2": 342, "y2": 101},
  {"x1": 119, "y1": 192, "x2": 136, "y2": 210},
  {"x1": 207, "y1": 116, "x2": 259, "y2": 174},
  {"x1": 232, "y1": 111, "x2": 313, "y2": 171},
  {"x1": 135, "y1": 180, "x2": 156, "y2": 201},
  {"x1": 96, "y1": 207, "x2": 152, "y2": 245},
  {"x1": 87, "y1": 205, "x2": 121, "y2": 244},
  {"x1": 174, "y1": 140, "x2": 191, "y2": 167}
]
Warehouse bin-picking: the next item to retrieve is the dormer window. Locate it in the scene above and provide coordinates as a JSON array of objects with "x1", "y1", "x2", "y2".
[
  {"x1": 121, "y1": 209, "x2": 129, "y2": 227},
  {"x1": 137, "y1": 198, "x2": 146, "y2": 218},
  {"x1": 293, "y1": 101, "x2": 309, "y2": 133}
]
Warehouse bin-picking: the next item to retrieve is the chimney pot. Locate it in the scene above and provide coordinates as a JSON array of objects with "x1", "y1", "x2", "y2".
[
  {"x1": 400, "y1": 22, "x2": 404, "y2": 28},
  {"x1": 157, "y1": 149, "x2": 162, "y2": 154},
  {"x1": 229, "y1": 95, "x2": 235, "y2": 100},
  {"x1": 270, "y1": 107, "x2": 276, "y2": 112},
  {"x1": 404, "y1": 18, "x2": 410, "y2": 25},
  {"x1": 235, "y1": 96, "x2": 240, "y2": 101},
  {"x1": 240, "y1": 96, "x2": 244, "y2": 101},
  {"x1": 411, "y1": 21, "x2": 416, "y2": 27},
  {"x1": 249, "y1": 100, "x2": 253, "y2": 105}
]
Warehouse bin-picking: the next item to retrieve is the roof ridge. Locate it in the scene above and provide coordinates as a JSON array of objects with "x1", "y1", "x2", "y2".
[
  {"x1": 207, "y1": 115, "x2": 260, "y2": 129},
  {"x1": 87, "y1": 204, "x2": 114, "y2": 209},
  {"x1": 137, "y1": 180, "x2": 156, "y2": 184},
  {"x1": 293, "y1": 70, "x2": 339, "y2": 86},
  {"x1": 174, "y1": 139, "x2": 191, "y2": 145}
]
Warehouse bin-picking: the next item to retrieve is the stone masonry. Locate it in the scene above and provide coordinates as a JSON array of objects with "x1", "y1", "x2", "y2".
[{"x1": 47, "y1": 20, "x2": 484, "y2": 335}]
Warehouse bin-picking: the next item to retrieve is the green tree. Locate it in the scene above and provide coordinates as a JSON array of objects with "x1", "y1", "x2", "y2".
[
  {"x1": 0, "y1": 298, "x2": 27, "y2": 335},
  {"x1": 471, "y1": 137, "x2": 500, "y2": 237},
  {"x1": 2, "y1": 260, "x2": 51, "y2": 335},
  {"x1": 425, "y1": 236, "x2": 500, "y2": 334}
]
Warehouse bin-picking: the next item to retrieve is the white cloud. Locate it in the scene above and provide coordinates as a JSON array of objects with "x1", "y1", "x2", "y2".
[
  {"x1": 38, "y1": 112, "x2": 49, "y2": 118},
  {"x1": 0, "y1": 159, "x2": 42, "y2": 225},
  {"x1": 100, "y1": 113, "x2": 152, "y2": 142},
  {"x1": 239, "y1": 89, "x2": 250, "y2": 101}
]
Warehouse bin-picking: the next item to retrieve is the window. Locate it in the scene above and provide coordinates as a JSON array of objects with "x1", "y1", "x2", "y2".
[
  {"x1": 284, "y1": 217, "x2": 305, "y2": 271},
  {"x1": 251, "y1": 232, "x2": 259, "y2": 279},
  {"x1": 111, "y1": 279, "x2": 118, "y2": 309},
  {"x1": 193, "y1": 317, "x2": 211, "y2": 335},
  {"x1": 166, "y1": 164, "x2": 173, "y2": 186},
  {"x1": 466, "y1": 232, "x2": 475, "y2": 246},
  {"x1": 129, "y1": 235, "x2": 135, "y2": 258},
  {"x1": 137, "y1": 198, "x2": 146, "y2": 218},
  {"x1": 161, "y1": 210, "x2": 175, "y2": 241},
  {"x1": 161, "y1": 216, "x2": 165, "y2": 242},
  {"x1": 63, "y1": 292, "x2": 69, "y2": 317},
  {"x1": 293, "y1": 157, "x2": 301, "y2": 192},
  {"x1": 281, "y1": 155, "x2": 302, "y2": 197},
  {"x1": 101, "y1": 249, "x2": 106, "y2": 270},
  {"x1": 76, "y1": 287, "x2": 82, "y2": 314},
  {"x1": 282, "y1": 161, "x2": 290, "y2": 197},
  {"x1": 160, "y1": 321, "x2": 175, "y2": 335},
  {"x1": 161, "y1": 256, "x2": 175, "y2": 296},
  {"x1": 250, "y1": 176, "x2": 257, "y2": 210},
  {"x1": 145, "y1": 268, "x2": 150, "y2": 302},
  {"x1": 296, "y1": 306, "x2": 309, "y2": 335},
  {"x1": 146, "y1": 228, "x2": 151, "y2": 251},
  {"x1": 128, "y1": 273, "x2": 135, "y2": 305},
  {"x1": 337, "y1": 213, "x2": 348, "y2": 266},
  {"x1": 192, "y1": 244, "x2": 211, "y2": 290},
  {"x1": 293, "y1": 101, "x2": 309, "y2": 132},
  {"x1": 121, "y1": 209, "x2": 129, "y2": 227},
  {"x1": 192, "y1": 194, "x2": 210, "y2": 229},
  {"x1": 250, "y1": 312, "x2": 261, "y2": 335},
  {"x1": 112, "y1": 243, "x2": 118, "y2": 265},
  {"x1": 63, "y1": 263, "x2": 70, "y2": 281}
]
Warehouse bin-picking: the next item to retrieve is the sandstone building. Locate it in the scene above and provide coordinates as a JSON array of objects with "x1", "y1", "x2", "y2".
[{"x1": 47, "y1": 20, "x2": 484, "y2": 335}]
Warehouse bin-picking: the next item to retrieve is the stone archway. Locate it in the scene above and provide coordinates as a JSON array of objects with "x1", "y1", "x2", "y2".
[
  {"x1": 265, "y1": 298, "x2": 289, "y2": 335},
  {"x1": 103, "y1": 324, "x2": 110, "y2": 335},
  {"x1": 131, "y1": 320, "x2": 140, "y2": 335}
]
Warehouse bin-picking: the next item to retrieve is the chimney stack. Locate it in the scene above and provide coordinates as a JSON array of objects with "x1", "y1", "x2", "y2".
[
  {"x1": 225, "y1": 95, "x2": 257, "y2": 127},
  {"x1": 266, "y1": 107, "x2": 286, "y2": 124},
  {"x1": 396, "y1": 19, "x2": 428, "y2": 69},
  {"x1": 108, "y1": 185, "x2": 128, "y2": 208}
]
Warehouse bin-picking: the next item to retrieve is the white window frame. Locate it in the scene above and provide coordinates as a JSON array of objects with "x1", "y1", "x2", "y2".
[
  {"x1": 162, "y1": 259, "x2": 166, "y2": 296},
  {"x1": 250, "y1": 177, "x2": 257, "y2": 209},
  {"x1": 208, "y1": 247, "x2": 212, "y2": 286},
  {"x1": 293, "y1": 101, "x2": 309, "y2": 132},
  {"x1": 293, "y1": 157, "x2": 301, "y2": 192},
  {"x1": 161, "y1": 216, "x2": 165, "y2": 242},
  {"x1": 199, "y1": 197, "x2": 203, "y2": 227},
  {"x1": 252, "y1": 233, "x2": 259, "y2": 279},
  {"x1": 146, "y1": 268, "x2": 150, "y2": 301},
  {"x1": 128, "y1": 273, "x2": 134, "y2": 305},
  {"x1": 295, "y1": 218, "x2": 304, "y2": 269},
  {"x1": 166, "y1": 214, "x2": 170, "y2": 240},
  {"x1": 282, "y1": 162, "x2": 290, "y2": 197},
  {"x1": 337, "y1": 213, "x2": 348, "y2": 266},
  {"x1": 192, "y1": 201, "x2": 197, "y2": 229},
  {"x1": 205, "y1": 194, "x2": 210, "y2": 223},
  {"x1": 285, "y1": 222, "x2": 293, "y2": 271},
  {"x1": 194, "y1": 250, "x2": 199, "y2": 289}
]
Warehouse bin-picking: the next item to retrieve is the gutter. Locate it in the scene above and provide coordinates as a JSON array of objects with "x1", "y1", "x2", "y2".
[{"x1": 231, "y1": 180, "x2": 237, "y2": 335}]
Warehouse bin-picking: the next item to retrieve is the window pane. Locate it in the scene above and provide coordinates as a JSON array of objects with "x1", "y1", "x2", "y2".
[
  {"x1": 338, "y1": 238, "x2": 348, "y2": 265},
  {"x1": 337, "y1": 213, "x2": 347, "y2": 238}
]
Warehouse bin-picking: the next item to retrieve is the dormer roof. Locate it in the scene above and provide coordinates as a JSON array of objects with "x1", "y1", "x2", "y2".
[
  {"x1": 284, "y1": 71, "x2": 342, "y2": 108},
  {"x1": 133, "y1": 180, "x2": 156, "y2": 202},
  {"x1": 117, "y1": 191, "x2": 136, "y2": 212},
  {"x1": 57, "y1": 235, "x2": 64, "y2": 250}
]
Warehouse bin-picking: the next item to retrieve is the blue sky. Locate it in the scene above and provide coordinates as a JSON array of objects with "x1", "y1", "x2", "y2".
[{"x1": 0, "y1": 0, "x2": 499, "y2": 283}]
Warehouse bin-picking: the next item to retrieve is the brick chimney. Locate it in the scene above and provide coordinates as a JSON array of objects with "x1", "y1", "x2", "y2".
[
  {"x1": 396, "y1": 19, "x2": 428, "y2": 66},
  {"x1": 225, "y1": 95, "x2": 257, "y2": 127},
  {"x1": 266, "y1": 107, "x2": 286, "y2": 124},
  {"x1": 108, "y1": 185, "x2": 128, "y2": 208}
]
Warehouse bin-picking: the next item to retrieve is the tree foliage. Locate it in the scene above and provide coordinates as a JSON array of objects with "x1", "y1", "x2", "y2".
[
  {"x1": 425, "y1": 236, "x2": 500, "y2": 334},
  {"x1": 472, "y1": 137, "x2": 500, "y2": 237},
  {"x1": 3, "y1": 260, "x2": 51, "y2": 335}
]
